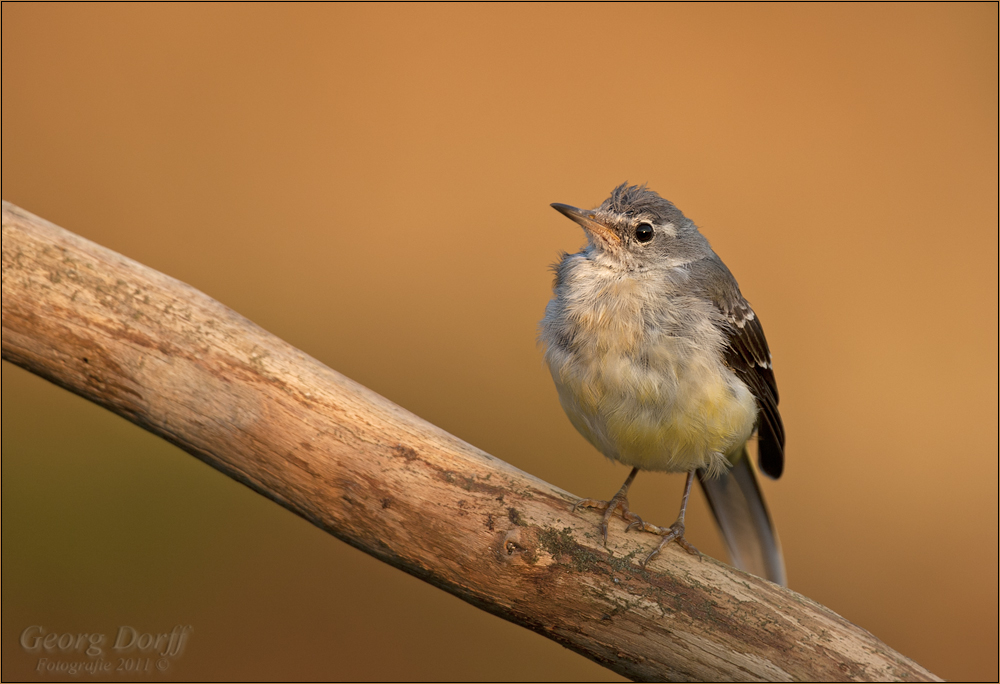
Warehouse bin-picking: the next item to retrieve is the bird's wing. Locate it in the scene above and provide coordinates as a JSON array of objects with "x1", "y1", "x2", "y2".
[{"x1": 693, "y1": 255, "x2": 785, "y2": 478}]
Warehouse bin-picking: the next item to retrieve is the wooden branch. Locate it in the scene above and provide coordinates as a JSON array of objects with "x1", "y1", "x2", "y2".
[{"x1": 1, "y1": 200, "x2": 939, "y2": 682}]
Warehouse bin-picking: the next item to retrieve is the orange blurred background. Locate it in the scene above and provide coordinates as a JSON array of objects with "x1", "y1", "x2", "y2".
[{"x1": 2, "y1": 4, "x2": 996, "y2": 681}]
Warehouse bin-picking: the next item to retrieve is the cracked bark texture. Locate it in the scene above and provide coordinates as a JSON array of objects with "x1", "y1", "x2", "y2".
[{"x1": 1, "y1": 201, "x2": 940, "y2": 682}]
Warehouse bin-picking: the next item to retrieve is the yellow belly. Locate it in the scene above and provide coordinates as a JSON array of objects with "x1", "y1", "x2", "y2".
[
  {"x1": 541, "y1": 258, "x2": 758, "y2": 474},
  {"x1": 547, "y1": 310, "x2": 757, "y2": 474}
]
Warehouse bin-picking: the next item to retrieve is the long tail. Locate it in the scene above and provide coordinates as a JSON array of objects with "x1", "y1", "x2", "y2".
[{"x1": 697, "y1": 448, "x2": 786, "y2": 586}]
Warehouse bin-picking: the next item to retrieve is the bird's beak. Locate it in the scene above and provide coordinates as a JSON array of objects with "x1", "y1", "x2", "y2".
[{"x1": 550, "y1": 203, "x2": 621, "y2": 246}]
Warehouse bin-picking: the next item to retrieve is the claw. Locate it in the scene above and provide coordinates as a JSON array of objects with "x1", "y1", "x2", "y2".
[
  {"x1": 625, "y1": 515, "x2": 647, "y2": 532},
  {"x1": 574, "y1": 494, "x2": 633, "y2": 544},
  {"x1": 639, "y1": 521, "x2": 702, "y2": 568},
  {"x1": 573, "y1": 469, "x2": 703, "y2": 567}
]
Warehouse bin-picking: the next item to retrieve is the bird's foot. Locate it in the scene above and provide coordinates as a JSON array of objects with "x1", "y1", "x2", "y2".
[
  {"x1": 627, "y1": 518, "x2": 702, "y2": 568},
  {"x1": 573, "y1": 493, "x2": 644, "y2": 545}
]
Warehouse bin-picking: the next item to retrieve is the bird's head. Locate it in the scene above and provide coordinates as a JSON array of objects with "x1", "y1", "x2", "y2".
[{"x1": 551, "y1": 183, "x2": 709, "y2": 271}]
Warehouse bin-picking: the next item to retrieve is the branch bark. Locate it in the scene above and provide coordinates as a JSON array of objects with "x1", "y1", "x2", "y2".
[{"x1": 1, "y1": 200, "x2": 939, "y2": 682}]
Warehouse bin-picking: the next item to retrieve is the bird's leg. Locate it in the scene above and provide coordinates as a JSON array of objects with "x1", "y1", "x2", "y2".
[
  {"x1": 573, "y1": 467, "x2": 646, "y2": 544},
  {"x1": 626, "y1": 470, "x2": 702, "y2": 567}
]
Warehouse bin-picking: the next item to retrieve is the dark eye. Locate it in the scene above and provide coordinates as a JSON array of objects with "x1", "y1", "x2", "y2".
[{"x1": 635, "y1": 223, "x2": 654, "y2": 243}]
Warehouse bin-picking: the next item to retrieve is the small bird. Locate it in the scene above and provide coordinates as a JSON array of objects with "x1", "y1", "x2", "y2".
[{"x1": 539, "y1": 183, "x2": 786, "y2": 585}]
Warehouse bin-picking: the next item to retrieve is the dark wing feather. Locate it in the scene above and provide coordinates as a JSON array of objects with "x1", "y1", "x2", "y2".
[
  {"x1": 720, "y1": 299, "x2": 785, "y2": 478},
  {"x1": 694, "y1": 255, "x2": 785, "y2": 478}
]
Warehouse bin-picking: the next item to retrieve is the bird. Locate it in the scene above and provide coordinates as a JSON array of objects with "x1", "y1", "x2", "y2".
[{"x1": 539, "y1": 182, "x2": 786, "y2": 586}]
